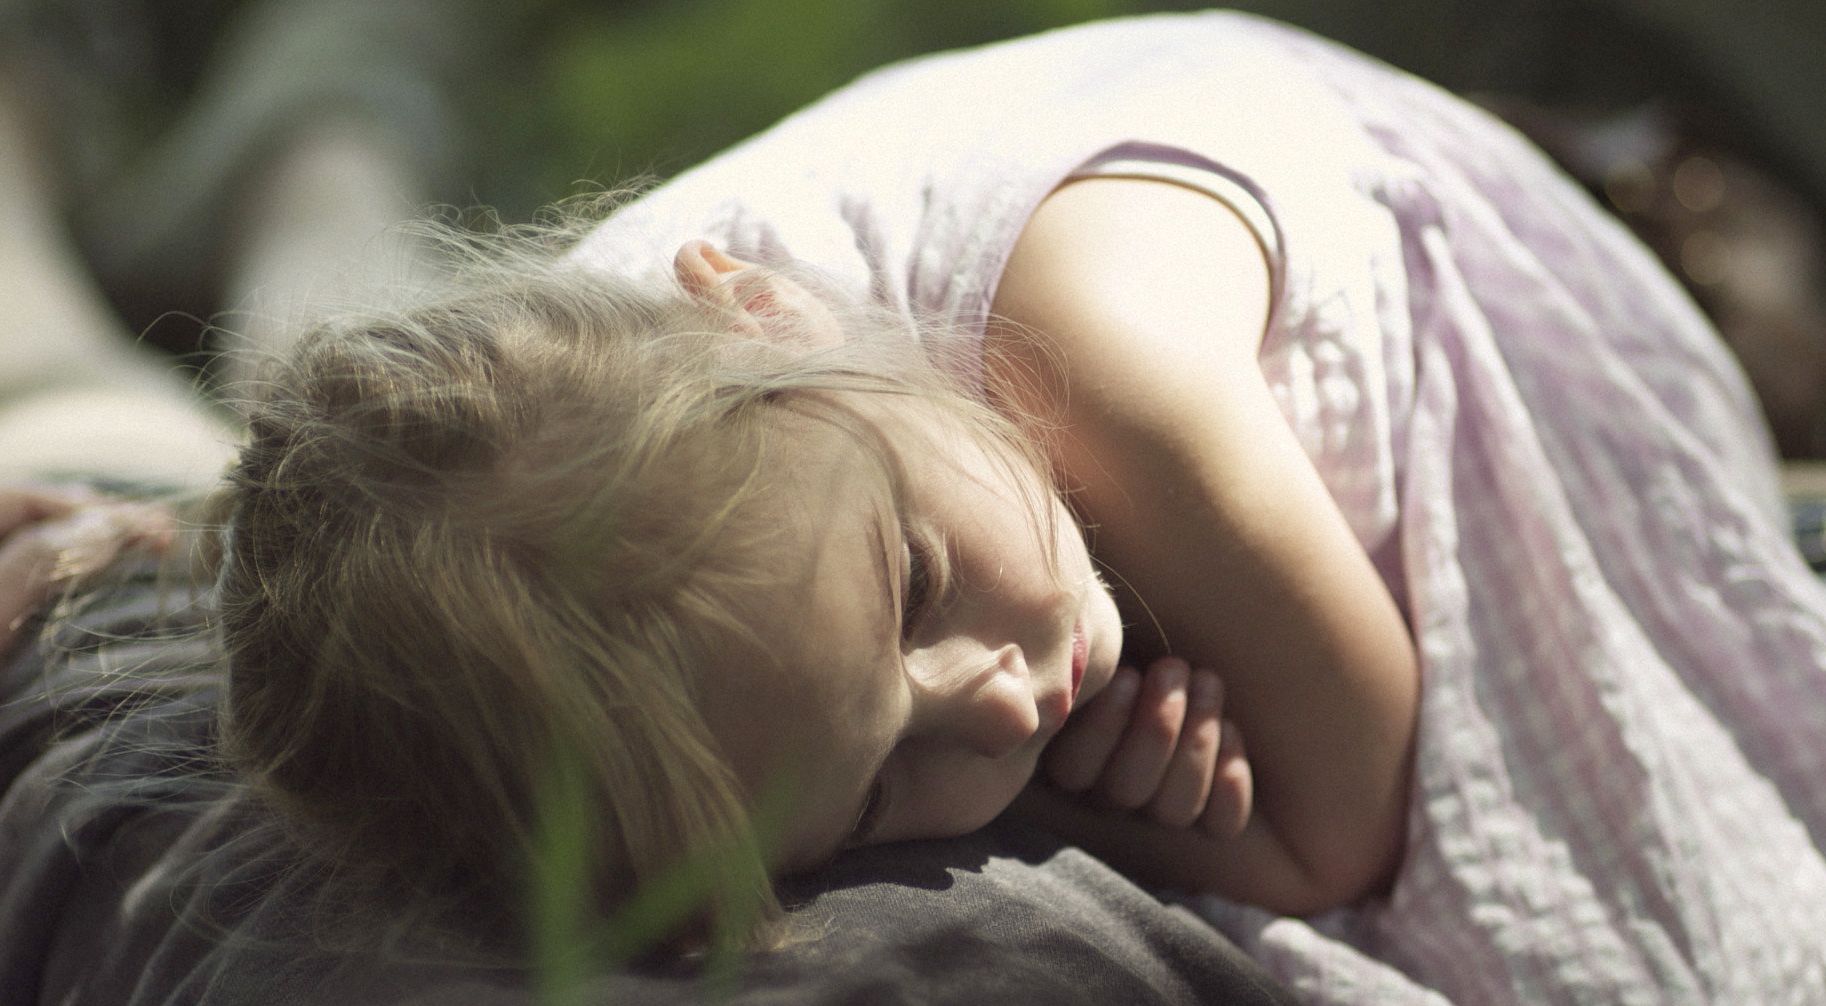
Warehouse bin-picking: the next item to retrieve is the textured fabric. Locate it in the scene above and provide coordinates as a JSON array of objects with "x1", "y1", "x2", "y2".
[
  {"x1": 1186, "y1": 23, "x2": 1826, "y2": 1003},
  {"x1": 573, "y1": 11, "x2": 1826, "y2": 1002}
]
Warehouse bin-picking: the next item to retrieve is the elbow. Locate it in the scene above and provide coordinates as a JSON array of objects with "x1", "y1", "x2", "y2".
[
  {"x1": 1272, "y1": 730, "x2": 1417, "y2": 915},
  {"x1": 1190, "y1": 810, "x2": 1408, "y2": 918},
  {"x1": 1249, "y1": 851, "x2": 1400, "y2": 919},
  {"x1": 1274, "y1": 810, "x2": 1408, "y2": 916},
  {"x1": 1282, "y1": 845, "x2": 1403, "y2": 916}
]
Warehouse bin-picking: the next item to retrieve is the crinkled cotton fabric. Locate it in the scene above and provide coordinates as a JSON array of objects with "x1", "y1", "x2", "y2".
[{"x1": 572, "y1": 12, "x2": 1826, "y2": 1001}]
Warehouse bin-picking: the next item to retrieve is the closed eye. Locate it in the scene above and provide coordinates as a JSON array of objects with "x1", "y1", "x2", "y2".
[{"x1": 901, "y1": 528, "x2": 936, "y2": 639}]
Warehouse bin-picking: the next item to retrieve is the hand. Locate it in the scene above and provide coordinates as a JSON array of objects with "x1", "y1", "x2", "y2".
[
  {"x1": 0, "y1": 484, "x2": 176, "y2": 651},
  {"x1": 1042, "y1": 656, "x2": 1254, "y2": 838}
]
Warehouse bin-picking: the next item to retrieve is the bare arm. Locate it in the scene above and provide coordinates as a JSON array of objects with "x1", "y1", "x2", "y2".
[{"x1": 986, "y1": 175, "x2": 1418, "y2": 911}]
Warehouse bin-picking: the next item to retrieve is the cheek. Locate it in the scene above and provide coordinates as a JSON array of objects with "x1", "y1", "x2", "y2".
[
  {"x1": 892, "y1": 745, "x2": 1040, "y2": 842},
  {"x1": 1053, "y1": 496, "x2": 1093, "y2": 556}
]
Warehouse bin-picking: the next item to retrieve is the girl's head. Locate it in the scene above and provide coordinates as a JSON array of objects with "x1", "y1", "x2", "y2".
[
  {"x1": 214, "y1": 228, "x2": 1121, "y2": 952},
  {"x1": 696, "y1": 380, "x2": 1126, "y2": 872},
  {"x1": 672, "y1": 240, "x2": 1124, "y2": 870}
]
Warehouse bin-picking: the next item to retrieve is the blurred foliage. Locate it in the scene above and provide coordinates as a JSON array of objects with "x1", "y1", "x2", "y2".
[
  {"x1": 87, "y1": 0, "x2": 1817, "y2": 223},
  {"x1": 479, "y1": 0, "x2": 1814, "y2": 217},
  {"x1": 27, "y1": 0, "x2": 1826, "y2": 241},
  {"x1": 486, "y1": 0, "x2": 1137, "y2": 215},
  {"x1": 523, "y1": 731, "x2": 803, "y2": 998}
]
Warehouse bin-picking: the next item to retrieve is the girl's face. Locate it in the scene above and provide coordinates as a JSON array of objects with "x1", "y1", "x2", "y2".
[{"x1": 696, "y1": 393, "x2": 1124, "y2": 871}]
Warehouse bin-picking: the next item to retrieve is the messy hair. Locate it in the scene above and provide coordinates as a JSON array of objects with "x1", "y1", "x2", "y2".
[{"x1": 210, "y1": 197, "x2": 1060, "y2": 959}]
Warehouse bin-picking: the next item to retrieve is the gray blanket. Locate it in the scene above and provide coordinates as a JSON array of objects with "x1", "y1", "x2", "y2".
[{"x1": 0, "y1": 567, "x2": 1292, "y2": 1005}]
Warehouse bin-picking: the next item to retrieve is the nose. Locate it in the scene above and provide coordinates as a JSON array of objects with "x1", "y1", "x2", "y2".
[{"x1": 921, "y1": 644, "x2": 1041, "y2": 760}]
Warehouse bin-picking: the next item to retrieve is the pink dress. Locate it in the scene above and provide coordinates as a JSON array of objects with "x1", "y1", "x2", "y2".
[{"x1": 572, "y1": 12, "x2": 1826, "y2": 1002}]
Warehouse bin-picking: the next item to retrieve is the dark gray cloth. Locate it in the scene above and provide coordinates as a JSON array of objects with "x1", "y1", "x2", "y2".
[{"x1": 0, "y1": 567, "x2": 1293, "y2": 1005}]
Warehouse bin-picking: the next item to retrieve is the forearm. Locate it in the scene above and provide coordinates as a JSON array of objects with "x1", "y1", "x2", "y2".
[
  {"x1": 1012, "y1": 782, "x2": 1360, "y2": 916},
  {"x1": 1067, "y1": 375, "x2": 1419, "y2": 904},
  {"x1": 983, "y1": 172, "x2": 1418, "y2": 905}
]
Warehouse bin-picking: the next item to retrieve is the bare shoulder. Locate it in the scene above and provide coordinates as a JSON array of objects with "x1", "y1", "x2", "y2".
[{"x1": 986, "y1": 174, "x2": 1273, "y2": 422}]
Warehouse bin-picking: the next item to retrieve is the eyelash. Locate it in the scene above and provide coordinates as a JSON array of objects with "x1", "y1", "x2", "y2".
[{"x1": 901, "y1": 531, "x2": 939, "y2": 639}]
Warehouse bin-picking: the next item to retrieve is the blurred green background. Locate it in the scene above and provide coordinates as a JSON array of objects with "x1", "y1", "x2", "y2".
[
  {"x1": 42, "y1": 0, "x2": 1826, "y2": 262},
  {"x1": 19, "y1": 0, "x2": 1826, "y2": 450},
  {"x1": 474, "y1": 0, "x2": 1826, "y2": 221}
]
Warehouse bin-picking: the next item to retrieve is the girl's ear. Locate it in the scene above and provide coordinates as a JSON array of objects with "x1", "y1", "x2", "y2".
[
  {"x1": 674, "y1": 239, "x2": 844, "y2": 348},
  {"x1": 676, "y1": 239, "x2": 767, "y2": 338},
  {"x1": 674, "y1": 239, "x2": 753, "y2": 298}
]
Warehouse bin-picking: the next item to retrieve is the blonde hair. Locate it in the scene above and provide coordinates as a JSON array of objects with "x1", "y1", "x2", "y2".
[{"x1": 211, "y1": 205, "x2": 1059, "y2": 959}]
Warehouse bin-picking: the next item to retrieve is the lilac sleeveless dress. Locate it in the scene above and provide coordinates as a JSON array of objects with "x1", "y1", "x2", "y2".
[{"x1": 571, "y1": 12, "x2": 1826, "y2": 1002}]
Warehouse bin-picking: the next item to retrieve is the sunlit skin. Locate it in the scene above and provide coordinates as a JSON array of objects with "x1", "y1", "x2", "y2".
[
  {"x1": 692, "y1": 394, "x2": 1126, "y2": 871},
  {"x1": 676, "y1": 237, "x2": 1262, "y2": 878}
]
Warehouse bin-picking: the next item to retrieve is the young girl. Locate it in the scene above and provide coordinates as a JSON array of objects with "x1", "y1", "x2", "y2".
[{"x1": 12, "y1": 9, "x2": 1826, "y2": 1004}]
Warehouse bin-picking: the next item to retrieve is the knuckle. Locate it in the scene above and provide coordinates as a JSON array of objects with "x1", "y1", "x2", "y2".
[
  {"x1": 1177, "y1": 718, "x2": 1221, "y2": 759},
  {"x1": 1133, "y1": 704, "x2": 1183, "y2": 744}
]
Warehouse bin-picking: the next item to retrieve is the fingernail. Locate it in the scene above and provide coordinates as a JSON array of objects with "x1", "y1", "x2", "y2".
[{"x1": 1190, "y1": 671, "x2": 1220, "y2": 711}]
